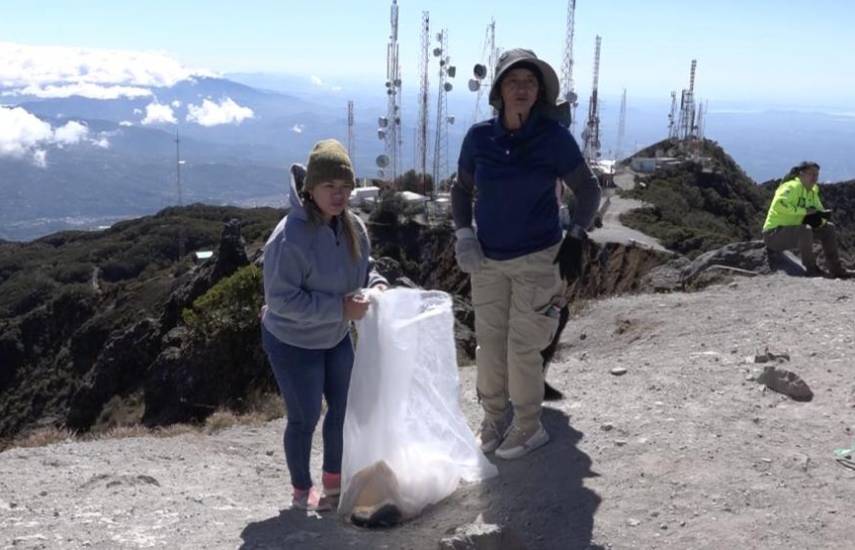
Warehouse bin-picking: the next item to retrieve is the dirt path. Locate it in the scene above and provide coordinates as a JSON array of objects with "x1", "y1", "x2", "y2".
[
  {"x1": 2, "y1": 274, "x2": 854, "y2": 549},
  {"x1": 591, "y1": 170, "x2": 669, "y2": 253}
]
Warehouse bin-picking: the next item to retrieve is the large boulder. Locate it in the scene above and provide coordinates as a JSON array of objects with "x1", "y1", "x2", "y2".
[{"x1": 681, "y1": 240, "x2": 806, "y2": 287}]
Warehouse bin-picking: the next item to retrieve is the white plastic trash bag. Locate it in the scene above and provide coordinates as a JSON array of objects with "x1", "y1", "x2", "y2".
[{"x1": 338, "y1": 288, "x2": 497, "y2": 523}]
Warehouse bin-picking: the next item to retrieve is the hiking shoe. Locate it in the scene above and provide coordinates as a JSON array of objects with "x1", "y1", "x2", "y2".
[
  {"x1": 291, "y1": 486, "x2": 332, "y2": 512},
  {"x1": 804, "y1": 265, "x2": 826, "y2": 278},
  {"x1": 476, "y1": 416, "x2": 509, "y2": 453},
  {"x1": 495, "y1": 423, "x2": 550, "y2": 460}
]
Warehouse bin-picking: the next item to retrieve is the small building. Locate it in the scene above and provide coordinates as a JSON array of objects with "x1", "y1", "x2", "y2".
[
  {"x1": 630, "y1": 157, "x2": 658, "y2": 173},
  {"x1": 194, "y1": 250, "x2": 214, "y2": 263},
  {"x1": 349, "y1": 186, "x2": 381, "y2": 207}
]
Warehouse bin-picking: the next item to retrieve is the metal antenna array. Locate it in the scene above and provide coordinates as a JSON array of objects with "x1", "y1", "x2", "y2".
[
  {"x1": 677, "y1": 59, "x2": 697, "y2": 140},
  {"x1": 431, "y1": 29, "x2": 456, "y2": 193},
  {"x1": 175, "y1": 130, "x2": 186, "y2": 262},
  {"x1": 581, "y1": 35, "x2": 602, "y2": 164},
  {"x1": 469, "y1": 19, "x2": 497, "y2": 124},
  {"x1": 416, "y1": 11, "x2": 431, "y2": 195},
  {"x1": 667, "y1": 90, "x2": 678, "y2": 139},
  {"x1": 696, "y1": 99, "x2": 708, "y2": 141},
  {"x1": 560, "y1": 0, "x2": 579, "y2": 136},
  {"x1": 615, "y1": 88, "x2": 627, "y2": 161},
  {"x1": 375, "y1": 0, "x2": 402, "y2": 181},
  {"x1": 346, "y1": 100, "x2": 355, "y2": 165}
]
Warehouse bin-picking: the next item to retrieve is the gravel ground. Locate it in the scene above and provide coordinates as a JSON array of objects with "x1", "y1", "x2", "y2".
[{"x1": 2, "y1": 274, "x2": 854, "y2": 549}]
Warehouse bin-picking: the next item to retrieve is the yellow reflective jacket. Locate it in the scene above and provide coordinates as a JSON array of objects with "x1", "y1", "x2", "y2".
[{"x1": 762, "y1": 177, "x2": 825, "y2": 232}]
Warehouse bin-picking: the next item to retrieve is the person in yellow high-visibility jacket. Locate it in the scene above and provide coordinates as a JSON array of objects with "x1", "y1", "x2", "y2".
[{"x1": 763, "y1": 161, "x2": 850, "y2": 278}]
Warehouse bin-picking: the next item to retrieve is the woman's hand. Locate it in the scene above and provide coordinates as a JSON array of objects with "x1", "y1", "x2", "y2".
[{"x1": 343, "y1": 293, "x2": 370, "y2": 320}]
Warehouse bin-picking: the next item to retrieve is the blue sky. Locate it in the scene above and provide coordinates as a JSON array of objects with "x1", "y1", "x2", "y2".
[{"x1": 1, "y1": 0, "x2": 853, "y2": 107}]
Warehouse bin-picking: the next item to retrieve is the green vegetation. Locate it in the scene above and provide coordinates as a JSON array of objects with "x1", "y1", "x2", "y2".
[
  {"x1": 182, "y1": 264, "x2": 263, "y2": 339},
  {"x1": 0, "y1": 205, "x2": 281, "y2": 318},
  {"x1": 620, "y1": 139, "x2": 771, "y2": 258}
]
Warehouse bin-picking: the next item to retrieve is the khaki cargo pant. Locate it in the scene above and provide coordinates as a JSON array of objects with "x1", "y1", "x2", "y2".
[
  {"x1": 763, "y1": 222, "x2": 841, "y2": 271},
  {"x1": 471, "y1": 242, "x2": 565, "y2": 432}
]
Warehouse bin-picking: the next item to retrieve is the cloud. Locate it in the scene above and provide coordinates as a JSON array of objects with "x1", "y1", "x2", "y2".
[
  {"x1": 310, "y1": 75, "x2": 324, "y2": 86},
  {"x1": 186, "y1": 97, "x2": 254, "y2": 126},
  {"x1": 0, "y1": 106, "x2": 98, "y2": 166},
  {"x1": 141, "y1": 101, "x2": 177, "y2": 125},
  {"x1": 291, "y1": 124, "x2": 304, "y2": 134},
  {"x1": 92, "y1": 136, "x2": 111, "y2": 149},
  {"x1": 3, "y1": 83, "x2": 152, "y2": 100},
  {"x1": 54, "y1": 121, "x2": 89, "y2": 146},
  {"x1": 32, "y1": 149, "x2": 47, "y2": 168},
  {"x1": 119, "y1": 120, "x2": 133, "y2": 127},
  {"x1": 0, "y1": 41, "x2": 214, "y2": 99},
  {"x1": 0, "y1": 106, "x2": 52, "y2": 158}
]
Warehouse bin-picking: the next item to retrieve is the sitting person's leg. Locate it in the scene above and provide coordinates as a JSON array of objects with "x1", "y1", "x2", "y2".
[
  {"x1": 764, "y1": 225, "x2": 818, "y2": 273},
  {"x1": 813, "y1": 222, "x2": 850, "y2": 277}
]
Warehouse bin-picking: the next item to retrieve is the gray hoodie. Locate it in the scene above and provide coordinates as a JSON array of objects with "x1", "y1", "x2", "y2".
[{"x1": 261, "y1": 170, "x2": 386, "y2": 349}]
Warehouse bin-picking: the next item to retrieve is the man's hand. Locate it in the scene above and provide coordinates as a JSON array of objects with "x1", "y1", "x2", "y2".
[
  {"x1": 554, "y1": 225, "x2": 588, "y2": 282},
  {"x1": 803, "y1": 209, "x2": 831, "y2": 228},
  {"x1": 454, "y1": 227, "x2": 485, "y2": 274}
]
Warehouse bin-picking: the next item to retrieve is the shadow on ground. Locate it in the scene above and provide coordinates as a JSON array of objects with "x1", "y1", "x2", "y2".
[{"x1": 239, "y1": 407, "x2": 601, "y2": 550}]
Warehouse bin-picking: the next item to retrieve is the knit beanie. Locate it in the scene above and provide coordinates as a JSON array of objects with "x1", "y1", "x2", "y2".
[{"x1": 304, "y1": 139, "x2": 356, "y2": 191}]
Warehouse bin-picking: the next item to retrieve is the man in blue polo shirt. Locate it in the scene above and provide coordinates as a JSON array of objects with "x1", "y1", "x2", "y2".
[{"x1": 451, "y1": 48, "x2": 601, "y2": 459}]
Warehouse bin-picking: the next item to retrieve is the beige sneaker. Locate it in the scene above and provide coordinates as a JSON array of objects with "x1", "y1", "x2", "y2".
[
  {"x1": 495, "y1": 423, "x2": 549, "y2": 460},
  {"x1": 476, "y1": 416, "x2": 509, "y2": 453}
]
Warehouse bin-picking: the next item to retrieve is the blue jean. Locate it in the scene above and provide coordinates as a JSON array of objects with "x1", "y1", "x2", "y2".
[{"x1": 261, "y1": 325, "x2": 354, "y2": 490}]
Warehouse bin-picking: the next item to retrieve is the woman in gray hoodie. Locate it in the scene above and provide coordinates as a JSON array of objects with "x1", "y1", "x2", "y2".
[{"x1": 261, "y1": 139, "x2": 387, "y2": 511}]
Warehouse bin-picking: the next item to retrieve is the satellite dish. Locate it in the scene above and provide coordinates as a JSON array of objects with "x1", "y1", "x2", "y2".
[
  {"x1": 444, "y1": 82, "x2": 453, "y2": 92},
  {"x1": 473, "y1": 63, "x2": 487, "y2": 79},
  {"x1": 447, "y1": 115, "x2": 455, "y2": 124},
  {"x1": 468, "y1": 79, "x2": 480, "y2": 92},
  {"x1": 377, "y1": 129, "x2": 386, "y2": 140},
  {"x1": 433, "y1": 47, "x2": 442, "y2": 57},
  {"x1": 436, "y1": 32, "x2": 443, "y2": 41},
  {"x1": 564, "y1": 91, "x2": 578, "y2": 104},
  {"x1": 376, "y1": 154, "x2": 390, "y2": 168},
  {"x1": 447, "y1": 66, "x2": 456, "y2": 78},
  {"x1": 378, "y1": 116, "x2": 388, "y2": 128}
]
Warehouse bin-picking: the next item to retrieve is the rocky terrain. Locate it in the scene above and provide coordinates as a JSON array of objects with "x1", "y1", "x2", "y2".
[
  {"x1": 3, "y1": 139, "x2": 855, "y2": 548},
  {"x1": 3, "y1": 274, "x2": 854, "y2": 549}
]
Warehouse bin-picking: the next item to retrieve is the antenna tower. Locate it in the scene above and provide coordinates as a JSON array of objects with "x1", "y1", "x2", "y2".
[
  {"x1": 667, "y1": 91, "x2": 678, "y2": 139},
  {"x1": 432, "y1": 29, "x2": 456, "y2": 192},
  {"x1": 581, "y1": 35, "x2": 602, "y2": 164},
  {"x1": 416, "y1": 11, "x2": 431, "y2": 195},
  {"x1": 677, "y1": 59, "x2": 697, "y2": 140},
  {"x1": 175, "y1": 130, "x2": 186, "y2": 262},
  {"x1": 560, "y1": 0, "x2": 579, "y2": 136},
  {"x1": 615, "y1": 88, "x2": 627, "y2": 161},
  {"x1": 470, "y1": 19, "x2": 497, "y2": 124},
  {"x1": 376, "y1": 0, "x2": 402, "y2": 182},
  {"x1": 346, "y1": 100, "x2": 355, "y2": 163}
]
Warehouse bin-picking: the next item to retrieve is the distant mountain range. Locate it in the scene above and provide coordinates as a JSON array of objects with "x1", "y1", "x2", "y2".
[{"x1": 2, "y1": 72, "x2": 853, "y2": 241}]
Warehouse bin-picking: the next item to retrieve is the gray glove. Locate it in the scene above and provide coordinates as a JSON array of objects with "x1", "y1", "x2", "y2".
[{"x1": 454, "y1": 227, "x2": 484, "y2": 274}]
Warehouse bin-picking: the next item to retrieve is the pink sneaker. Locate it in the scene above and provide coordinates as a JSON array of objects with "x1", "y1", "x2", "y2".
[{"x1": 291, "y1": 486, "x2": 331, "y2": 512}]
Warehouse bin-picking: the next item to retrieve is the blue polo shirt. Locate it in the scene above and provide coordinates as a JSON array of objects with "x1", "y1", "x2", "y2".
[{"x1": 458, "y1": 111, "x2": 584, "y2": 260}]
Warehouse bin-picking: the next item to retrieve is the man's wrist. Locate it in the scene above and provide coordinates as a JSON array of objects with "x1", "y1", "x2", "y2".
[{"x1": 455, "y1": 227, "x2": 476, "y2": 240}]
